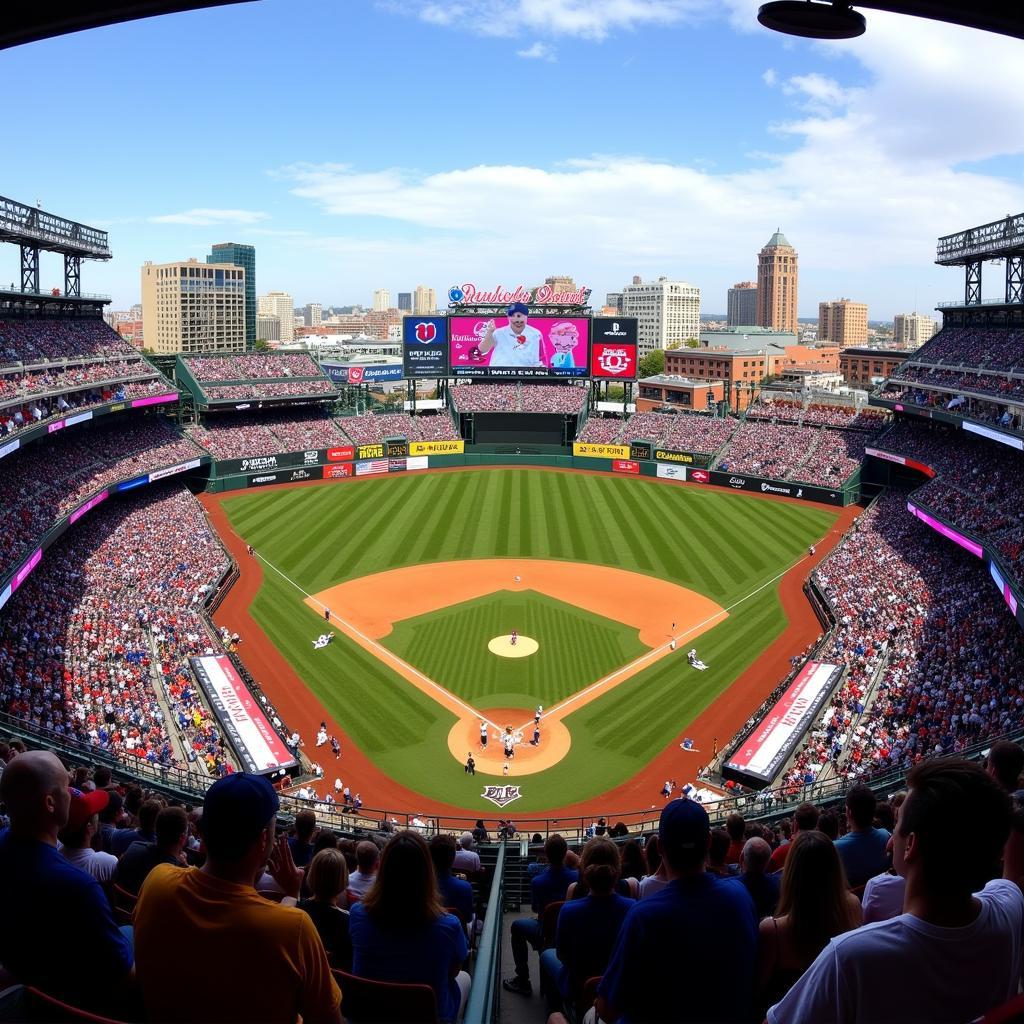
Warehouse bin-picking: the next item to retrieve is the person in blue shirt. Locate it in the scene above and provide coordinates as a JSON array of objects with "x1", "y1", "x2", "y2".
[
  {"x1": 504, "y1": 833, "x2": 579, "y2": 996},
  {"x1": 349, "y1": 831, "x2": 469, "y2": 1023},
  {"x1": 0, "y1": 751, "x2": 133, "y2": 1015},
  {"x1": 834, "y1": 783, "x2": 891, "y2": 887},
  {"x1": 540, "y1": 836, "x2": 633, "y2": 1015},
  {"x1": 109, "y1": 797, "x2": 161, "y2": 856},
  {"x1": 429, "y1": 833, "x2": 475, "y2": 929},
  {"x1": 597, "y1": 799, "x2": 758, "y2": 1023}
]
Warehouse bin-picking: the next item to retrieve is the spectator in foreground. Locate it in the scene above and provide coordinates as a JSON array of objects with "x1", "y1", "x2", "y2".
[
  {"x1": 110, "y1": 798, "x2": 162, "y2": 857},
  {"x1": 767, "y1": 802, "x2": 819, "y2": 873},
  {"x1": 114, "y1": 806, "x2": 189, "y2": 896},
  {"x1": 638, "y1": 833, "x2": 669, "y2": 899},
  {"x1": 596, "y1": 799, "x2": 758, "y2": 1023},
  {"x1": 453, "y1": 831, "x2": 482, "y2": 877},
  {"x1": 729, "y1": 837, "x2": 780, "y2": 920},
  {"x1": 347, "y1": 840, "x2": 380, "y2": 899},
  {"x1": 298, "y1": 847, "x2": 352, "y2": 970},
  {"x1": 987, "y1": 739, "x2": 1024, "y2": 794},
  {"x1": 504, "y1": 834, "x2": 579, "y2": 996},
  {"x1": 834, "y1": 784, "x2": 891, "y2": 888},
  {"x1": 429, "y1": 833, "x2": 475, "y2": 927},
  {"x1": 725, "y1": 812, "x2": 746, "y2": 865},
  {"x1": 289, "y1": 808, "x2": 318, "y2": 868},
  {"x1": 769, "y1": 758, "x2": 1020, "y2": 1023},
  {"x1": 0, "y1": 751, "x2": 133, "y2": 1013},
  {"x1": 58, "y1": 788, "x2": 119, "y2": 883},
  {"x1": 133, "y1": 773, "x2": 341, "y2": 1024},
  {"x1": 756, "y1": 831, "x2": 861, "y2": 1015},
  {"x1": 541, "y1": 836, "x2": 633, "y2": 1015},
  {"x1": 349, "y1": 831, "x2": 469, "y2": 1023}
]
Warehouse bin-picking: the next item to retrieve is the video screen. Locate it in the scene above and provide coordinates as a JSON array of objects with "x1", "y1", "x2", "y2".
[{"x1": 449, "y1": 314, "x2": 590, "y2": 378}]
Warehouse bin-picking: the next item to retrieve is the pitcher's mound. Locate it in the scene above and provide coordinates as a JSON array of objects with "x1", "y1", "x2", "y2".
[{"x1": 488, "y1": 635, "x2": 538, "y2": 658}]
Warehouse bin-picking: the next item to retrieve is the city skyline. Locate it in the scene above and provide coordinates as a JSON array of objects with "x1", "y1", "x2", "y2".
[{"x1": 1, "y1": 1, "x2": 1022, "y2": 317}]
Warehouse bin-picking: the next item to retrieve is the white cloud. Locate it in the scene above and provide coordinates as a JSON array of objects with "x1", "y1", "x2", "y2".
[
  {"x1": 387, "y1": 0, "x2": 709, "y2": 40},
  {"x1": 516, "y1": 40, "x2": 556, "y2": 60},
  {"x1": 762, "y1": 67, "x2": 777, "y2": 86},
  {"x1": 148, "y1": 208, "x2": 270, "y2": 226}
]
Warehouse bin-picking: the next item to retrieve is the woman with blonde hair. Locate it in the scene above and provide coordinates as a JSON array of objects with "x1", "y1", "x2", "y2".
[
  {"x1": 298, "y1": 847, "x2": 352, "y2": 969},
  {"x1": 756, "y1": 830, "x2": 861, "y2": 1013}
]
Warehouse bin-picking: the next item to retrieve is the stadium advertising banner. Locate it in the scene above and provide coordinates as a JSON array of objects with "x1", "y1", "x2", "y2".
[
  {"x1": 656, "y1": 463, "x2": 687, "y2": 482},
  {"x1": 990, "y1": 561, "x2": 1020, "y2": 616},
  {"x1": 865, "y1": 447, "x2": 936, "y2": 477},
  {"x1": 323, "y1": 463, "x2": 354, "y2": 479},
  {"x1": 248, "y1": 472, "x2": 282, "y2": 487},
  {"x1": 385, "y1": 439, "x2": 409, "y2": 457},
  {"x1": 687, "y1": 470, "x2": 847, "y2": 506},
  {"x1": 449, "y1": 315, "x2": 590, "y2": 379},
  {"x1": 963, "y1": 421, "x2": 1024, "y2": 451},
  {"x1": 724, "y1": 661, "x2": 842, "y2": 788},
  {"x1": 612, "y1": 459, "x2": 640, "y2": 474},
  {"x1": 654, "y1": 448, "x2": 697, "y2": 465},
  {"x1": 327, "y1": 446, "x2": 355, "y2": 462},
  {"x1": 402, "y1": 316, "x2": 449, "y2": 378},
  {"x1": 218, "y1": 450, "x2": 330, "y2": 476},
  {"x1": 148, "y1": 458, "x2": 203, "y2": 483},
  {"x1": 573, "y1": 442, "x2": 630, "y2": 459},
  {"x1": 409, "y1": 440, "x2": 463, "y2": 456},
  {"x1": 357, "y1": 443, "x2": 385, "y2": 460},
  {"x1": 190, "y1": 655, "x2": 296, "y2": 775},
  {"x1": 321, "y1": 362, "x2": 404, "y2": 385},
  {"x1": 907, "y1": 501, "x2": 984, "y2": 558},
  {"x1": 407, "y1": 456, "x2": 429, "y2": 471},
  {"x1": 0, "y1": 437, "x2": 19, "y2": 462},
  {"x1": 590, "y1": 318, "x2": 639, "y2": 379},
  {"x1": 629, "y1": 441, "x2": 652, "y2": 461},
  {"x1": 69, "y1": 490, "x2": 109, "y2": 524}
]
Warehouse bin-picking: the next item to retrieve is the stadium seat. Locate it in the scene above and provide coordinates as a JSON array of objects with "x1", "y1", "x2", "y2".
[
  {"x1": 576, "y1": 975, "x2": 602, "y2": 1018},
  {"x1": 16, "y1": 987, "x2": 130, "y2": 1023},
  {"x1": 542, "y1": 900, "x2": 565, "y2": 948},
  {"x1": 111, "y1": 885, "x2": 138, "y2": 925},
  {"x1": 331, "y1": 969, "x2": 438, "y2": 1024},
  {"x1": 979, "y1": 992, "x2": 1024, "y2": 1024}
]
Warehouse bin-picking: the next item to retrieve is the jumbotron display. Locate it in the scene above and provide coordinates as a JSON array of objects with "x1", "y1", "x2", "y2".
[{"x1": 449, "y1": 308, "x2": 591, "y2": 379}]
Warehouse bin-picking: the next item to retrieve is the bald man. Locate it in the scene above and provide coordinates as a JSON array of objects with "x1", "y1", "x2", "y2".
[
  {"x1": 726, "y1": 836, "x2": 780, "y2": 919},
  {"x1": 0, "y1": 751, "x2": 133, "y2": 1011}
]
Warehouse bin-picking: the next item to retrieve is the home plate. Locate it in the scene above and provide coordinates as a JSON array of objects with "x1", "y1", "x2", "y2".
[{"x1": 488, "y1": 635, "x2": 539, "y2": 658}]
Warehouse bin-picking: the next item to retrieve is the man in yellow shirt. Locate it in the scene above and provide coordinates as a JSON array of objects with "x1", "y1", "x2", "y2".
[{"x1": 134, "y1": 773, "x2": 341, "y2": 1024}]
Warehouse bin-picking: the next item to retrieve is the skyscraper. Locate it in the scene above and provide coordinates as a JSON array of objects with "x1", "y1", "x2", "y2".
[
  {"x1": 620, "y1": 277, "x2": 701, "y2": 358},
  {"x1": 893, "y1": 312, "x2": 938, "y2": 348},
  {"x1": 756, "y1": 230, "x2": 798, "y2": 334},
  {"x1": 373, "y1": 288, "x2": 391, "y2": 311},
  {"x1": 397, "y1": 292, "x2": 412, "y2": 311},
  {"x1": 818, "y1": 298, "x2": 868, "y2": 348},
  {"x1": 141, "y1": 258, "x2": 246, "y2": 354},
  {"x1": 727, "y1": 282, "x2": 758, "y2": 326},
  {"x1": 207, "y1": 242, "x2": 255, "y2": 349},
  {"x1": 414, "y1": 285, "x2": 436, "y2": 314},
  {"x1": 258, "y1": 291, "x2": 295, "y2": 343},
  {"x1": 303, "y1": 303, "x2": 322, "y2": 328}
]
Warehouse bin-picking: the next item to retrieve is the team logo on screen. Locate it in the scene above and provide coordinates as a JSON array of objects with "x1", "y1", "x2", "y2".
[
  {"x1": 348, "y1": 368, "x2": 364, "y2": 383},
  {"x1": 481, "y1": 785, "x2": 521, "y2": 808},
  {"x1": 415, "y1": 321, "x2": 438, "y2": 342},
  {"x1": 448, "y1": 287, "x2": 465, "y2": 303},
  {"x1": 597, "y1": 347, "x2": 633, "y2": 375}
]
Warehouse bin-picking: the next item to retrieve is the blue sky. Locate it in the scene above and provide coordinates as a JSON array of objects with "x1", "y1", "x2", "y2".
[{"x1": 2, "y1": 0, "x2": 1023, "y2": 318}]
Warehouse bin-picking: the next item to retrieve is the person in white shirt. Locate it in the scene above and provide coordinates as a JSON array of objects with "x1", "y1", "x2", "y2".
[
  {"x1": 453, "y1": 832, "x2": 482, "y2": 877},
  {"x1": 347, "y1": 841, "x2": 380, "y2": 898},
  {"x1": 769, "y1": 757, "x2": 1021, "y2": 1024},
  {"x1": 59, "y1": 788, "x2": 119, "y2": 883},
  {"x1": 478, "y1": 303, "x2": 543, "y2": 368}
]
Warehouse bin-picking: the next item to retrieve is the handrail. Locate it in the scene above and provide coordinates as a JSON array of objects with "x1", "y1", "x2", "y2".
[{"x1": 464, "y1": 840, "x2": 506, "y2": 1024}]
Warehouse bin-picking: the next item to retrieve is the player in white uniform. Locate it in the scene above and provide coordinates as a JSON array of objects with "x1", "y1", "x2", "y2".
[{"x1": 479, "y1": 302, "x2": 543, "y2": 367}]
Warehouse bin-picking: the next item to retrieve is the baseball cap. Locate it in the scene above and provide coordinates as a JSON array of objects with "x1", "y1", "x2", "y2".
[
  {"x1": 66, "y1": 787, "x2": 110, "y2": 832},
  {"x1": 659, "y1": 797, "x2": 710, "y2": 853},
  {"x1": 506, "y1": 302, "x2": 529, "y2": 316},
  {"x1": 199, "y1": 773, "x2": 280, "y2": 855}
]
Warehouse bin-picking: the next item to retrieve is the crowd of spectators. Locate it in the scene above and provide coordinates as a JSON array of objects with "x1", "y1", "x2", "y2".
[
  {"x1": 0, "y1": 484, "x2": 234, "y2": 774},
  {"x1": 519, "y1": 385, "x2": 586, "y2": 414},
  {"x1": 662, "y1": 414, "x2": 737, "y2": 454},
  {"x1": 0, "y1": 417, "x2": 204, "y2": 582},
  {"x1": 183, "y1": 353, "x2": 321, "y2": 381},
  {"x1": 0, "y1": 358, "x2": 157, "y2": 403},
  {"x1": 910, "y1": 326, "x2": 1024, "y2": 371},
  {"x1": 620, "y1": 412, "x2": 676, "y2": 445},
  {"x1": 448, "y1": 384, "x2": 586, "y2": 414},
  {"x1": 891, "y1": 363, "x2": 1024, "y2": 403},
  {"x1": 187, "y1": 410, "x2": 359, "y2": 461},
  {"x1": 0, "y1": 318, "x2": 137, "y2": 365},
  {"x1": 449, "y1": 385, "x2": 520, "y2": 412},
  {"x1": 576, "y1": 417, "x2": 624, "y2": 443},
  {"x1": 336, "y1": 412, "x2": 459, "y2": 445},
  {"x1": 201, "y1": 380, "x2": 338, "y2": 401},
  {"x1": 745, "y1": 395, "x2": 888, "y2": 432}
]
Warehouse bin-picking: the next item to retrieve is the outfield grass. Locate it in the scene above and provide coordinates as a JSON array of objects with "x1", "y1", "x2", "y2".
[
  {"x1": 223, "y1": 469, "x2": 836, "y2": 810},
  {"x1": 383, "y1": 590, "x2": 648, "y2": 709}
]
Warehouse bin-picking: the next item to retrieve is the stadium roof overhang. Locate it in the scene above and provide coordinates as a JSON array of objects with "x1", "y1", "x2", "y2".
[{"x1": 1, "y1": 1, "x2": 254, "y2": 51}]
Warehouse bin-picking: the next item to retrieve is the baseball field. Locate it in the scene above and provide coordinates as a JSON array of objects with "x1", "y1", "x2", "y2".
[{"x1": 213, "y1": 468, "x2": 838, "y2": 813}]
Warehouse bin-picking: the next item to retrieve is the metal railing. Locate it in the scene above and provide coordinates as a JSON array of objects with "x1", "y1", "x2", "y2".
[{"x1": 464, "y1": 841, "x2": 507, "y2": 1024}]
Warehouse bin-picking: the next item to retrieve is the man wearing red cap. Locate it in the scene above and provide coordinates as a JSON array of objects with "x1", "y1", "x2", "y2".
[
  {"x1": 0, "y1": 751, "x2": 133, "y2": 1013},
  {"x1": 133, "y1": 771, "x2": 341, "y2": 1024},
  {"x1": 59, "y1": 786, "x2": 119, "y2": 882}
]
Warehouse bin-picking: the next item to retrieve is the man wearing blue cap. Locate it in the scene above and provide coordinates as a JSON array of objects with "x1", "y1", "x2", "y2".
[
  {"x1": 480, "y1": 302, "x2": 544, "y2": 367},
  {"x1": 134, "y1": 772, "x2": 341, "y2": 1024},
  {"x1": 596, "y1": 798, "x2": 758, "y2": 1023}
]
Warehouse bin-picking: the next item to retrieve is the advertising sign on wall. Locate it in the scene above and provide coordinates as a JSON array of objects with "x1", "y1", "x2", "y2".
[
  {"x1": 402, "y1": 316, "x2": 449, "y2": 378},
  {"x1": 450, "y1": 315, "x2": 590, "y2": 379},
  {"x1": 612, "y1": 459, "x2": 640, "y2": 474},
  {"x1": 409, "y1": 440, "x2": 463, "y2": 456},
  {"x1": 323, "y1": 463, "x2": 354, "y2": 479},
  {"x1": 573, "y1": 442, "x2": 630, "y2": 459},
  {"x1": 590, "y1": 318, "x2": 638, "y2": 379}
]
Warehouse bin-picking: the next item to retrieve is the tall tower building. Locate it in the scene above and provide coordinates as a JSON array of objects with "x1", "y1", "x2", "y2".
[
  {"x1": 818, "y1": 298, "x2": 868, "y2": 348},
  {"x1": 727, "y1": 282, "x2": 758, "y2": 326},
  {"x1": 397, "y1": 292, "x2": 412, "y2": 312},
  {"x1": 373, "y1": 288, "x2": 391, "y2": 311},
  {"x1": 413, "y1": 285, "x2": 436, "y2": 314},
  {"x1": 543, "y1": 274, "x2": 577, "y2": 294},
  {"x1": 756, "y1": 230, "x2": 798, "y2": 334},
  {"x1": 303, "y1": 303, "x2": 322, "y2": 328},
  {"x1": 207, "y1": 243, "x2": 255, "y2": 349},
  {"x1": 620, "y1": 276, "x2": 701, "y2": 358},
  {"x1": 893, "y1": 312, "x2": 938, "y2": 348},
  {"x1": 258, "y1": 291, "x2": 295, "y2": 343},
  {"x1": 141, "y1": 258, "x2": 246, "y2": 355}
]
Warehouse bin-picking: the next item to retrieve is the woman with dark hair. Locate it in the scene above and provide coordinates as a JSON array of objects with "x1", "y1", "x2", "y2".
[
  {"x1": 298, "y1": 848, "x2": 352, "y2": 969},
  {"x1": 756, "y1": 830, "x2": 861, "y2": 1013},
  {"x1": 348, "y1": 831, "x2": 469, "y2": 1023},
  {"x1": 639, "y1": 834, "x2": 670, "y2": 899},
  {"x1": 619, "y1": 839, "x2": 646, "y2": 883},
  {"x1": 540, "y1": 837, "x2": 633, "y2": 1015}
]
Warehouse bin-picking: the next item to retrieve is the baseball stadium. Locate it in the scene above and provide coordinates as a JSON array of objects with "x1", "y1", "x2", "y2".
[{"x1": 3, "y1": 3, "x2": 1024, "y2": 1023}]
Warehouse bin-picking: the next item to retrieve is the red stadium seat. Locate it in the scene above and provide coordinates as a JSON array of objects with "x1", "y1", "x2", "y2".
[
  {"x1": 980, "y1": 992, "x2": 1024, "y2": 1024},
  {"x1": 542, "y1": 900, "x2": 565, "y2": 948},
  {"x1": 331, "y1": 969, "x2": 438, "y2": 1024},
  {"x1": 21, "y1": 987, "x2": 131, "y2": 1023}
]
